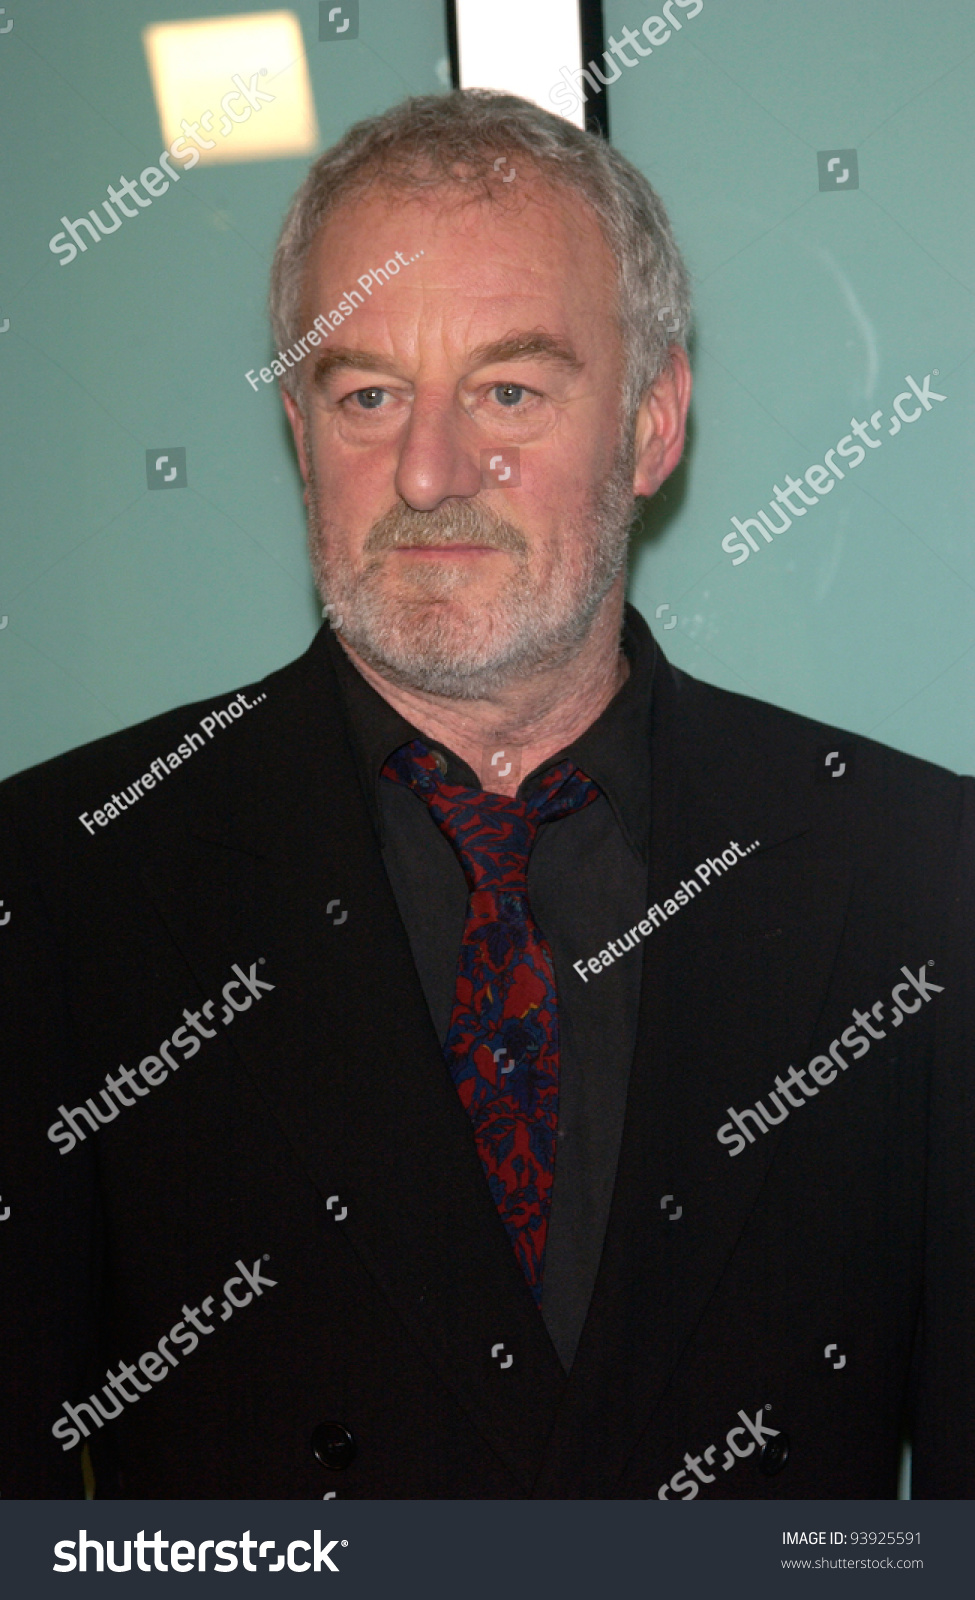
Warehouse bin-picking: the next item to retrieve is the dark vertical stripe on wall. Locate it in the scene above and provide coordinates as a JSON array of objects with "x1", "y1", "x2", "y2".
[
  {"x1": 445, "y1": 0, "x2": 460, "y2": 89},
  {"x1": 445, "y1": 3, "x2": 609, "y2": 136},
  {"x1": 579, "y1": 0, "x2": 610, "y2": 137}
]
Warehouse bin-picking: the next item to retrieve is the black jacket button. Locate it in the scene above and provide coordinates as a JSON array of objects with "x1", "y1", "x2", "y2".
[
  {"x1": 759, "y1": 1432, "x2": 790, "y2": 1475},
  {"x1": 311, "y1": 1422, "x2": 356, "y2": 1470}
]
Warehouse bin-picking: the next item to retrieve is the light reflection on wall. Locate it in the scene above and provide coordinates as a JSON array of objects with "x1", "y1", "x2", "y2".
[{"x1": 143, "y1": 9, "x2": 319, "y2": 165}]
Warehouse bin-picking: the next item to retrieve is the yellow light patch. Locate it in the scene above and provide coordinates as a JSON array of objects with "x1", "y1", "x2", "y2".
[{"x1": 143, "y1": 10, "x2": 318, "y2": 166}]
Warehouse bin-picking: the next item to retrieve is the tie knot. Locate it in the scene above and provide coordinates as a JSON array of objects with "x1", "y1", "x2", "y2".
[{"x1": 381, "y1": 740, "x2": 599, "y2": 892}]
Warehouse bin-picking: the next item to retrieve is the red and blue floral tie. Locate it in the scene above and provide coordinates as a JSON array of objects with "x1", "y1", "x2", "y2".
[{"x1": 381, "y1": 740, "x2": 599, "y2": 1302}]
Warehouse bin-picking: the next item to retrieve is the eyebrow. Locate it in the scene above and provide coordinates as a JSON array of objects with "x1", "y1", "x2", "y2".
[
  {"x1": 309, "y1": 331, "x2": 583, "y2": 391},
  {"x1": 468, "y1": 332, "x2": 584, "y2": 372}
]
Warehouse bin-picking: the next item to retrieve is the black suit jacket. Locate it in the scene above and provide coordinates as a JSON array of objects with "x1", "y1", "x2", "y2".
[{"x1": 2, "y1": 623, "x2": 973, "y2": 1498}]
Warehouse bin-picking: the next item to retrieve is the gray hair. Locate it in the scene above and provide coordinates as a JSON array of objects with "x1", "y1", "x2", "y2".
[{"x1": 269, "y1": 89, "x2": 691, "y2": 419}]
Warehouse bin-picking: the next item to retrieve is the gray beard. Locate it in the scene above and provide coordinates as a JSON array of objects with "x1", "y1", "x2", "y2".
[{"x1": 306, "y1": 436, "x2": 638, "y2": 700}]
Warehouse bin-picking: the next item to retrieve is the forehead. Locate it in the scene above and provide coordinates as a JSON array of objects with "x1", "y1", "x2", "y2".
[{"x1": 300, "y1": 175, "x2": 620, "y2": 342}]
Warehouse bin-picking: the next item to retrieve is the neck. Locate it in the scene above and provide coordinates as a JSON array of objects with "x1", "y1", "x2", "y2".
[{"x1": 338, "y1": 586, "x2": 629, "y2": 797}]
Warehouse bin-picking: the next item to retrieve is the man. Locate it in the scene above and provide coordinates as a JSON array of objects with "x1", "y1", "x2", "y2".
[{"x1": 1, "y1": 91, "x2": 972, "y2": 1500}]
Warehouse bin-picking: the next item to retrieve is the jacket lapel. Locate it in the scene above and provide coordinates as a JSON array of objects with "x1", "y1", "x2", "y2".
[
  {"x1": 131, "y1": 630, "x2": 566, "y2": 1491},
  {"x1": 532, "y1": 651, "x2": 855, "y2": 1495}
]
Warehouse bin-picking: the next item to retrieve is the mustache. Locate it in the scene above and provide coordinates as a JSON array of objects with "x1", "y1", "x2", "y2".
[{"x1": 362, "y1": 498, "x2": 528, "y2": 556}]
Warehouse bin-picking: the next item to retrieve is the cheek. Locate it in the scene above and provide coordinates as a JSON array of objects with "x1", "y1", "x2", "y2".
[
  {"x1": 310, "y1": 443, "x2": 386, "y2": 526},
  {"x1": 523, "y1": 458, "x2": 599, "y2": 535}
]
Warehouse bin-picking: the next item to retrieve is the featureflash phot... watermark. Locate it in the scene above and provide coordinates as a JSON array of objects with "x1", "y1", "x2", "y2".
[
  {"x1": 77, "y1": 689, "x2": 267, "y2": 835},
  {"x1": 245, "y1": 249, "x2": 424, "y2": 391},
  {"x1": 573, "y1": 838, "x2": 759, "y2": 982}
]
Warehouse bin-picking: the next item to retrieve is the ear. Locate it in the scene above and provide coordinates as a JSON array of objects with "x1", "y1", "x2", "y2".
[
  {"x1": 631, "y1": 345, "x2": 692, "y2": 498},
  {"x1": 281, "y1": 387, "x2": 311, "y2": 485}
]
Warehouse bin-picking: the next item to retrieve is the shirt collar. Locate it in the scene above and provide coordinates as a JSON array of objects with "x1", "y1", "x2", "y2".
[{"x1": 323, "y1": 600, "x2": 656, "y2": 863}]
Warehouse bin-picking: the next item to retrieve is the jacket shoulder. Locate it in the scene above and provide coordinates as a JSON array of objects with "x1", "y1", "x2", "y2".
[
  {"x1": 670, "y1": 663, "x2": 964, "y2": 796},
  {"x1": 0, "y1": 642, "x2": 319, "y2": 826}
]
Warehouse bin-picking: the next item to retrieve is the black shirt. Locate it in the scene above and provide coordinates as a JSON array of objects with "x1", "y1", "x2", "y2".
[{"x1": 323, "y1": 600, "x2": 657, "y2": 1370}]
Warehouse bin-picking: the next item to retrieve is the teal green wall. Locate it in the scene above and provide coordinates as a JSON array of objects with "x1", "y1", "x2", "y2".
[
  {"x1": 613, "y1": 0, "x2": 973, "y2": 771},
  {"x1": 1, "y1": 1, "x2": 971, "y2": 778},
  {"x1": 0, "y1": 0, "x2": 450, "y2": 776}
]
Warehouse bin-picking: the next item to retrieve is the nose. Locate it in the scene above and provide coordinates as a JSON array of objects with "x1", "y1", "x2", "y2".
[{"x1": 393, "y1": 391, "x2": 482, "y2": 511}]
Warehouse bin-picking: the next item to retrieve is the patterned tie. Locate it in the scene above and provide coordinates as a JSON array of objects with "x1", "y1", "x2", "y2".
[{"x1": 381, "y1": 739, "x2": 599, "y2": 1303}]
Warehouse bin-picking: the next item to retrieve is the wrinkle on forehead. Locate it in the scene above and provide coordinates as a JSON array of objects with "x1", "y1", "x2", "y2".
[
  {"x1": 303, "y1": 175, "x2": 619, "y2": 315},
  {"x1": 297, "y1": 177, "x2": 623, "y2": 390}
]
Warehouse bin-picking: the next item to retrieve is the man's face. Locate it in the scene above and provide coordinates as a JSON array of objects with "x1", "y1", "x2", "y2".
[{"x1": 283, "y1": 177, "x2": 646, "y2": 698}]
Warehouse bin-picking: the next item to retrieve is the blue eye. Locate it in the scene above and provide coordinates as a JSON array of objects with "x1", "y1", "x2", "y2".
[
  {"x1": 493, "y1": 383, "x2": 525, "y2": 406},
  {"x1": 353, "y1": 387, "x2": 385, "y2": 409}
]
